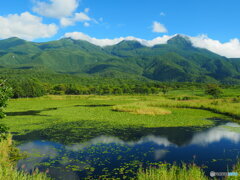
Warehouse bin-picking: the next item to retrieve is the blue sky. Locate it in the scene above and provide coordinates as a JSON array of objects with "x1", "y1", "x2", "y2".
[
  {"x1": 0, "y1": 0, "x2": 240, "y2": 57},
  {"x1": 1, "y1": 0, "x2": 239, "y2": 41}
]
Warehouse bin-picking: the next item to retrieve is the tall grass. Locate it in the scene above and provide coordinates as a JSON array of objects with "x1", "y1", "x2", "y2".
[
  {"x1": 137, "y1": 163, "x2": 208, "y2": 180},
  {"x1": 113, "y1": 102, "x2": 171, "y2": 115},
  {"x1": 0, "y1": 134, "x2": 50, "y2": 180},
  {"x1": 149, "y1": 98, "x2": 240, "y2": 119},
  {"x1": 138, "y1": 162, "x2": 240, "y2": 180}
]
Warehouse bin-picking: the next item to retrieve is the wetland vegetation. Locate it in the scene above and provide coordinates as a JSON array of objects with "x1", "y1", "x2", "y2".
[
  {"x1": 3, "y1": 93, "x2": 230, "y2": 144},
  {"x1": 0, "y1": 86, "x2": 240, "y2": 179}
]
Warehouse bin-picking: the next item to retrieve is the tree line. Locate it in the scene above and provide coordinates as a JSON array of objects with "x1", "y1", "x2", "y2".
[
  {"x1": 7, "y1": 79, "x2": 166, "y2": 97},
  {"x1": 4, "y1": 78, "x2": 232, "y2": 98}
]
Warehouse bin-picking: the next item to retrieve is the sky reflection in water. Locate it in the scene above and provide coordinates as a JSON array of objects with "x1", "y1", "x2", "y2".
[{"x1": 17, "y1": 122, "x2": 240, "y2": 179}]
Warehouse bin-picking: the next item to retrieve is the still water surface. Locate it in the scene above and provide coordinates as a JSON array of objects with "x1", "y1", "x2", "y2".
[{"x1": 17, "y1": 121, "x2": 240, "y2": 179}]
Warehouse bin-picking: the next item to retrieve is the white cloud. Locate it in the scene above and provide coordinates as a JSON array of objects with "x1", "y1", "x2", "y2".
[
  {"x1": 33, "y1": 0, "x2": 79, "y2": 18},
  {"x1": 64, "y1": 32, "x2": 174, "y2": 47},
  {"x1": 33, "y1": 0, "x2": 95, "y2": 28},
  {"x1": 75, "y1": 12, "x2": 91, "y2": 21},
  {"x1": 64, "y1": 32, "x2": 240, "y2": 58},
  {"x1": 33, "y1": 0, "x2": 98, "y2": 28},
  {"x1": 84, "y1": 22, "x2": 90, "y2": 27},
  {"x1": 189, "y1": 35, "x2": 240, "y2": 58},
  {"x1": 152, "y1": 21, "x2": 168, "y2": 33},
  {"x1": 66, "y1": 135, "x2": 173, "y2": 151},
  {"x1": 60, "y1": 12, "x2": 92, "y2": 27},
  {"x1": 160, "y1": 12, "x2": 166, "y2": 16},
  {"x1": 190, "y1": 123, "x2": 240, "y2": 146},
  {"x1": 60, "y1": 17, "x2": 74, "y2": 27},
  {"x1": 0, "y1": 12, "x2": 58, "y2": 40},
  {"x1": 84, "y1": 8, "x2": 90, "y2": 13}
]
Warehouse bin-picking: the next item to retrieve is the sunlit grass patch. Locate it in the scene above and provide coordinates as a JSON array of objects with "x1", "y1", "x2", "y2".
[
  {"x1": 148, "y1": 98, "x2": 240, "y2": 120},
  {"x1": 113, "y1": 103, "x2": 171, "y2": 115},
  {"x1": 137, "y1": 163, "x2": 208, "y2": 180}
]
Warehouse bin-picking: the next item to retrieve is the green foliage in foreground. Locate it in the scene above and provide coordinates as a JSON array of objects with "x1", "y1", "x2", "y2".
[
  {"x1": 138, "y1": 163, "x2": 208, "y2": 180},
  {"x1": 0, "y1": 135, "x2": 50, "y2": 180},
  {"x1": 138, "y1": 162, "x2": 240, "y2": 180},
  {"x1": 0, "y1": 82, "x2": 49, "y2": 180}
]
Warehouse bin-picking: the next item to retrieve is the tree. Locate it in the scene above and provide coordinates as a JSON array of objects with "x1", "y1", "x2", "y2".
[
  {"x1": 65, "y1": 84, "x2": 80, "y2": 95},
  {"x1": 53, "y1": 84, "x2": 66, "y2": 92},
  {"x1": 0, "y1": 80, "x2": 12, "y2": 138},
  {"x1": 161, "y1": 85, "x2": 169, "y2": 95},
  {"x1": 9, "y1": 79, "x2": 45, "y2": 98},
  {"x1": 205, "y1": 84, "x2": 223, "y2": 98},
  {"x1": 22, "y1": 79, "x2": 45, "y2": 97},
  {"x1": 53, "y1": 84, "x2": 66, "y2": 95},
  {"x1": 0, "y1": 80, "x2": 12, "y2": 118}
]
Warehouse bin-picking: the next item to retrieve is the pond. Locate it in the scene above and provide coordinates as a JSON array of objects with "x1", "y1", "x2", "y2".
[{"x1": 16, "y1": 121, "x2": 240, "y2": 179}]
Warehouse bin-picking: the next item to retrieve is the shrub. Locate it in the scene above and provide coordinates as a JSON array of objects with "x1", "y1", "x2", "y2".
[{"x1": 205, "y1": 84, "x2": 223, "y2": 98}]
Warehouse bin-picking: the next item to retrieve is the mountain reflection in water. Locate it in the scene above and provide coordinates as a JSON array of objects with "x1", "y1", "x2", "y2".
[{"x1": 17, "y1": 122, "x2": 240, "y2": 179}]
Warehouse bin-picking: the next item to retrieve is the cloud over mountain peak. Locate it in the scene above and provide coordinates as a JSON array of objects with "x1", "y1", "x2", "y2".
[{"x1": 64, "y1": 32, "x2": 240, "y2": 58}]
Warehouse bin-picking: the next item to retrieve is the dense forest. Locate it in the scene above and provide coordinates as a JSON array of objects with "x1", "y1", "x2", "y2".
[{"x1": 3, "y1": 77, "x2": 236, "y2": 98}]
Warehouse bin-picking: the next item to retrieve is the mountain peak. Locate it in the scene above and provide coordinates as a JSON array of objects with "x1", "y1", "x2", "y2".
[
  {"x1": 0, "y1": 37, "x2": 27, "y2": 49},
  {"x1": 167, "y1": 34, "x2": 192, "y2": 47},
  {"x1": 116, "y1": 40, "x2": 144, "y2": 49},
  {"x1": 3, "y1": 37, "x2": 26, "y2": 43}
]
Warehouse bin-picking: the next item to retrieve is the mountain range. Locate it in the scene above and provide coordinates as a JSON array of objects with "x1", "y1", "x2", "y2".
[{"x1": 0, "y1": 35, "x2": 240, "y2": 84}]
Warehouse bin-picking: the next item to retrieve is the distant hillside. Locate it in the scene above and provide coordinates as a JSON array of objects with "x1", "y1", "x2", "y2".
[{"x1": 0, "y1": 35, "x2": 240, "y2": 84}]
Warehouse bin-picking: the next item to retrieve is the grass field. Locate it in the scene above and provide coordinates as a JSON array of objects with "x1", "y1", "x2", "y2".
[{"x1": 1, "y1": 94, "x2": 231, "y2": 144}]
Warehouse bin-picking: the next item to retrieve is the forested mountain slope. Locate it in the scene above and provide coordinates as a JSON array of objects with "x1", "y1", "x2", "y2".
[{"x1": 0, "y1": 35, "x2": 239, "y2": 84}]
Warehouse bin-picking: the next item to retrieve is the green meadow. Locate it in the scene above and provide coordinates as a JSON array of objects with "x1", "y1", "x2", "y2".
[
  {"x1": 2, "y1": 93, "x2": 232, "y2": 144},
  {"x1": 2, "y1": 87, "x2": 240, "y2": 144}
]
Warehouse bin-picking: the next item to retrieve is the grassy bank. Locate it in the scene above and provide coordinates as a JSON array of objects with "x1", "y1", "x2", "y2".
[{"x1": 0, "y1": 134, "x2": 50, "y2": 180}]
